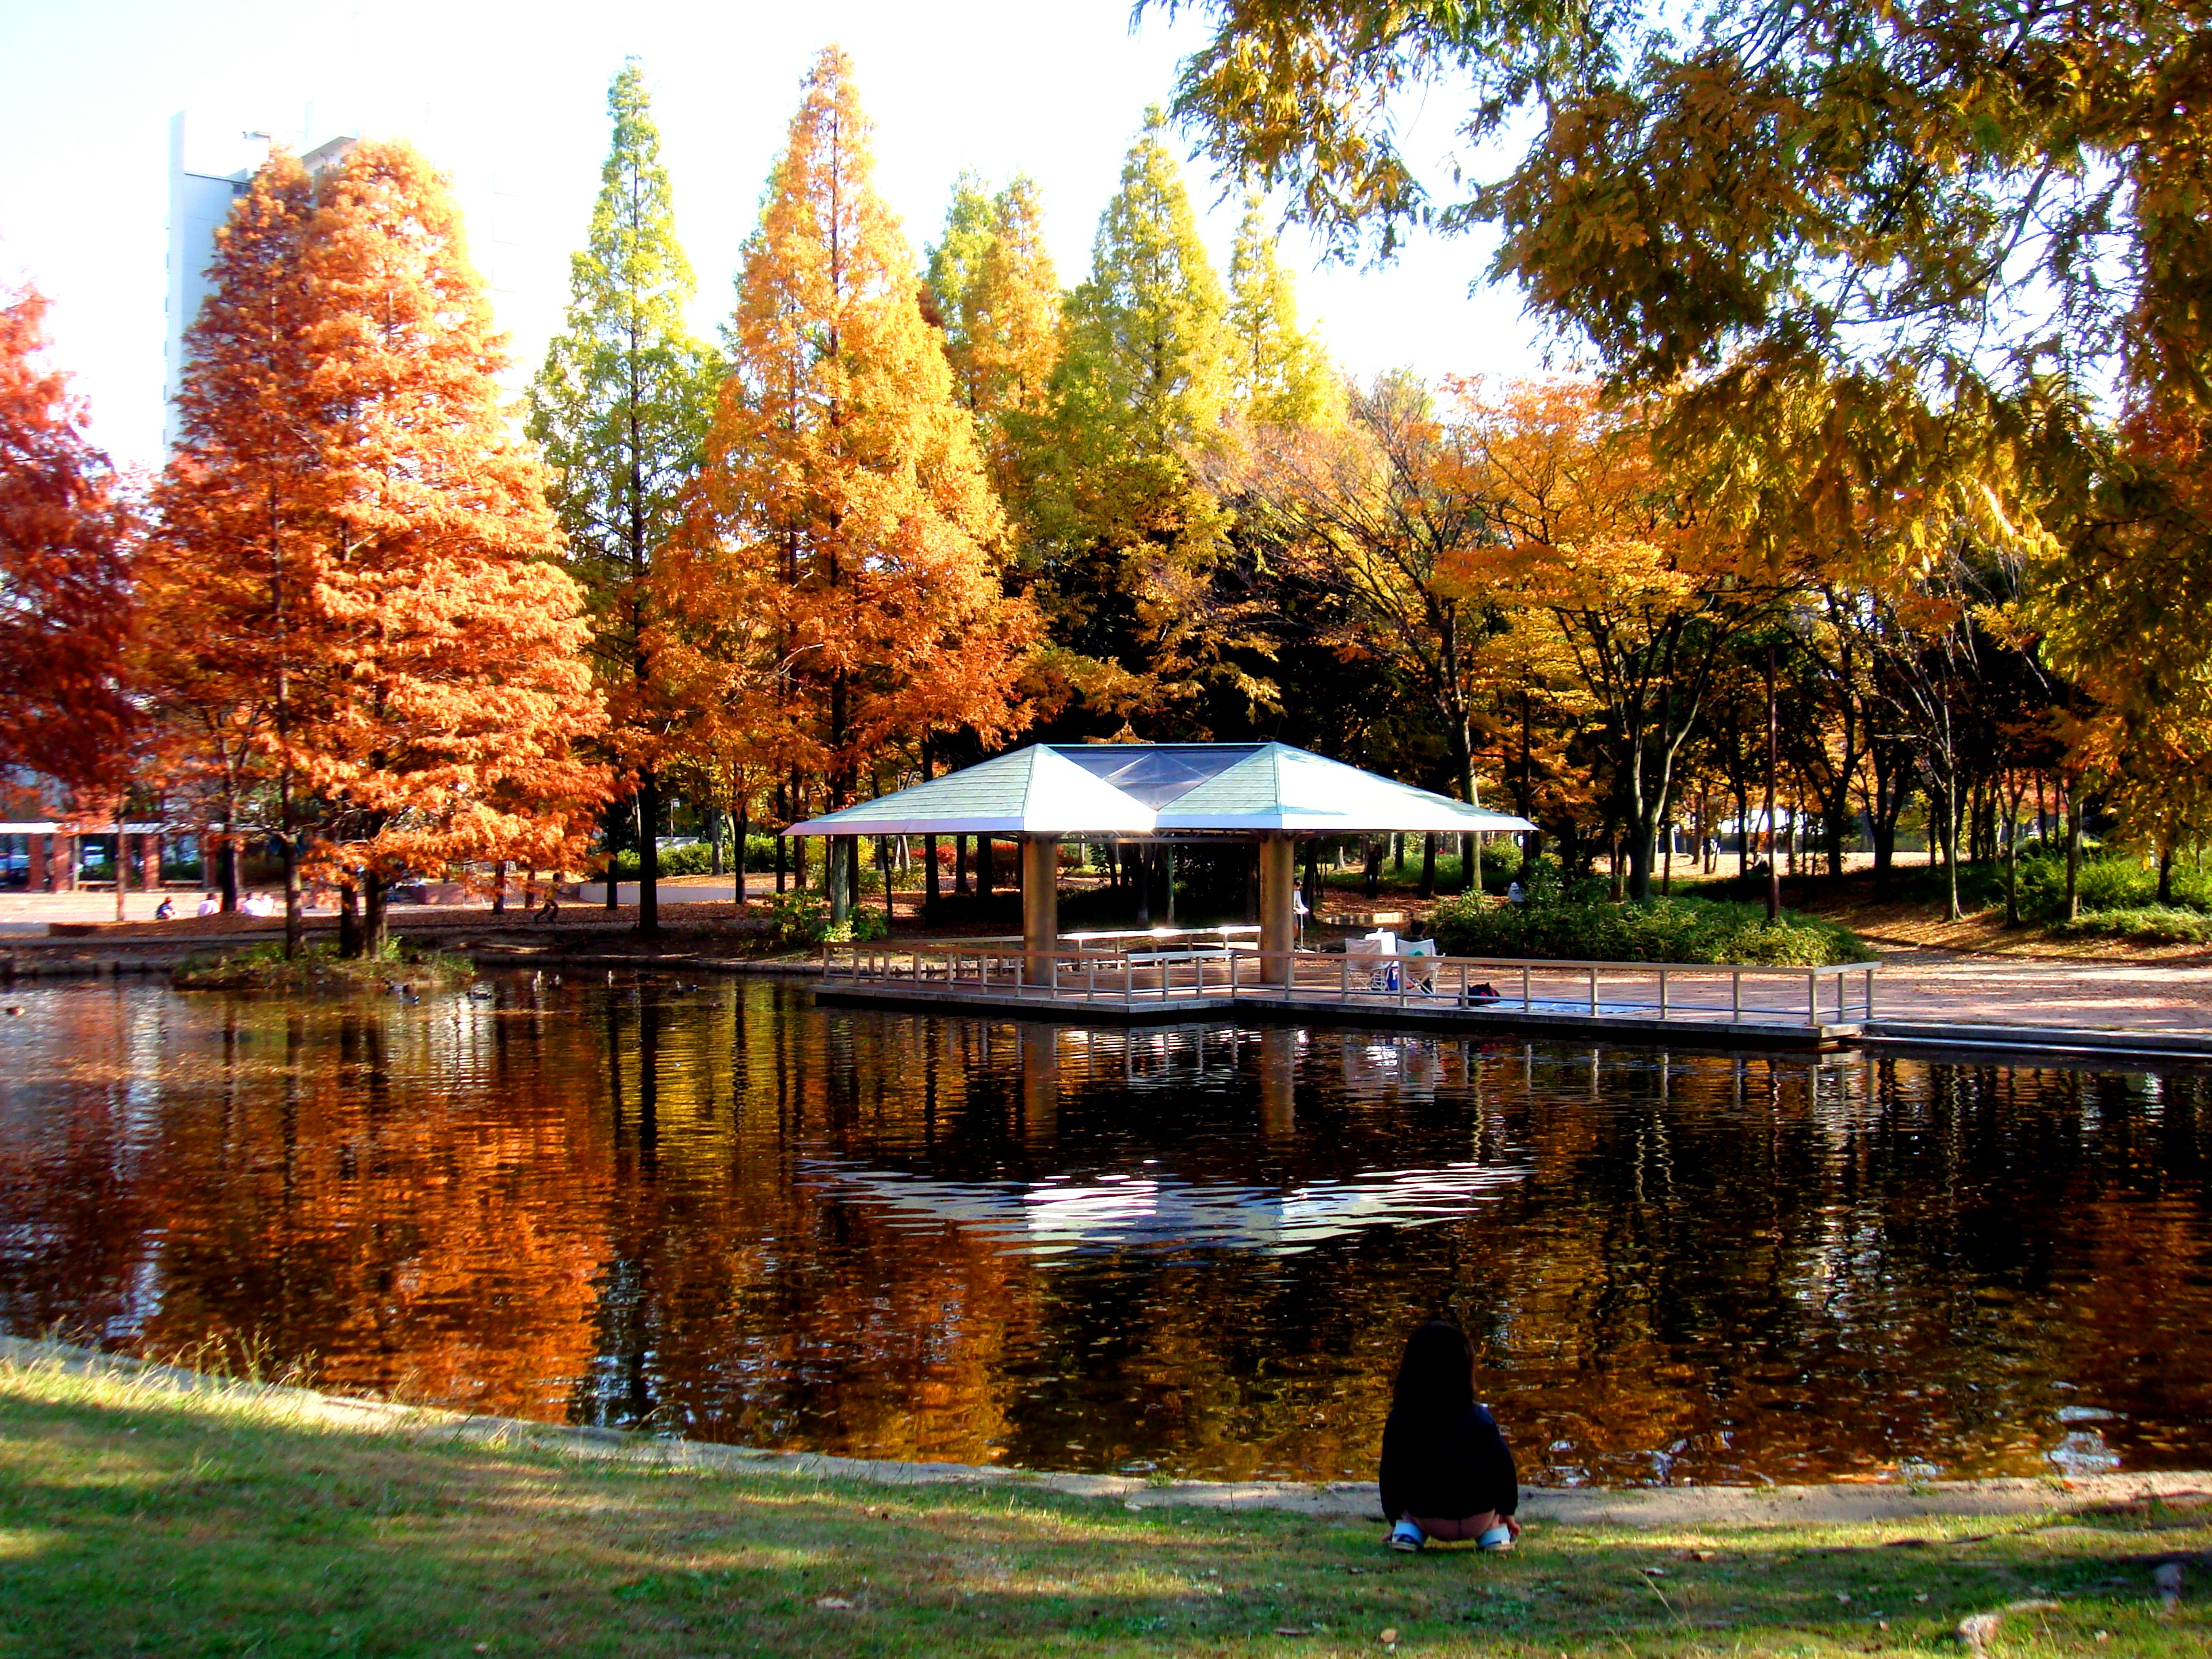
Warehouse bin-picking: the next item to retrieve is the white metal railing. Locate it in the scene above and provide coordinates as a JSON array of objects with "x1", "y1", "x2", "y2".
[{"x1": 819, "y1": 942, "x2": 1876, "y2": 1029}]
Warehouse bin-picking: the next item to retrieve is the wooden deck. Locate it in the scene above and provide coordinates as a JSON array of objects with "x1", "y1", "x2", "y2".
[{"x1": 814, "y1": 941, "x2": 1874, "y2": 1050}]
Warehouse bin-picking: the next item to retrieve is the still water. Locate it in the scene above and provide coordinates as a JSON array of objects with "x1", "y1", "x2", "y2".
[{"x1": 2, "y1": 975, "x2": 2207, "y2": 1486}]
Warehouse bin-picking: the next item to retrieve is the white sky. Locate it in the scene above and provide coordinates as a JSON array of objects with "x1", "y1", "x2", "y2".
[{"x1": 0, "y1": 0, "x2": 1557, "y2": 473}]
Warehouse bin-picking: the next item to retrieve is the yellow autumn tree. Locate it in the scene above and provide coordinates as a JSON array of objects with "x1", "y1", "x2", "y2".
[{"x1": 669, "y1": 47, "x2": 1035, "y2": 922}]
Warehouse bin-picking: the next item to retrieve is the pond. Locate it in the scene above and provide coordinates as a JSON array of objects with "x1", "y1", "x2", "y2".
[{"x1": 2, "y1": 975, "x2": 2207, "y2": 1487}]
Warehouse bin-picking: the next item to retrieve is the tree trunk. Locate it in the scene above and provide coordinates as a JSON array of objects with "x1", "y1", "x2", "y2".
[
  {"x1": 365, "y1": 874, "x2": 388, "y2": 957},
  {"x1": 1735, "y1": 772, "x2": 1750, "y2": 883},
  {"x1": 636, "y1": 771, "x2": 662, "y2": 937},
  {"x1": 1418, "y1": 832, "x2": 1437, "y2": 899},
  {"x1": 976, "y1": 836, "x2": 995, "y2": 896},
  {"x1": 2003, "y1": 773, "x2": 2021, "y2": 927},
  {"x1": 827, "y1": 834, "x2": 851, "y2": 924},
  {"x1": 1362, "y1": 836, "x2": 1381, "y2": 899},
  {"x1": 338, "y1": 878, "x2": 362, "y2": 959},
  {"x1": 220, "y1": 822, "x2": 240, "y2": 914},
  {"x1": 733, "y1": 784, "x2": 749, "y2": 912},
  {"x1": 493, "y1": 860, "x2": 507, "y2": 914},
  {"x1": 1764, "y1": 644, "x2": 1782, "y2": 922},
  {"x1": 2158, "y1": 837, "x2": 2176, "y2": 905},
  {"x1": 1938, "y1": 774, "x2": 1962, "y2": 922},
  {"x1": 2066, "y1": 785, "x2": 2083, "y2": 920}
]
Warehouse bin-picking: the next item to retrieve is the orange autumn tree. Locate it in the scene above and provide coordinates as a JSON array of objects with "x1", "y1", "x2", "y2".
[
  {"x1": 0, "y1": 283, "x2": 138, "y2": 808},
  {"x1": 302, "y1": 141, "x2": 607, "y2": 945},
  {"x1": 1467, "y1": 378, "x2": 1786, "y2": 899},
  {"x1": 146, "y1": 140, "x2": 608, "y2": 954},
  {"x1": 669, "y1": 47, "x2": 1035, "y2": 924},
  {"x1": 142, "y1": 153, "x2": 322, "y2": 939}
]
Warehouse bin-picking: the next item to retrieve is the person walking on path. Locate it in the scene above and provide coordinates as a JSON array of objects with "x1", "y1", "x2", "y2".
[{"x1": 1379, "y1": 1320, "x2": 1521, "y2": 1553}]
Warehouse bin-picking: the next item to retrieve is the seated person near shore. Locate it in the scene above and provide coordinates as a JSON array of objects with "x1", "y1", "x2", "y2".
[
  {"x1": 1379, "y1": 1320, "x2": 1521, "y2": 1553},
  {"x1": 153, "y1": 896, "x2": 175, "y2": 921},
  {"x1": 195, "y1": 892, "x2": 220, "y2": 918}
]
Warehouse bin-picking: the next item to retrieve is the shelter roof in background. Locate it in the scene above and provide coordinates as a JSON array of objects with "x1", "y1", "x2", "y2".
[
  {"x1": 1153, "y1": 745, "x2": 1529, "y2": 834},
  {"x1": 787, "y1": 743, "x2": 1534, "y2": 838},
  {"x1": 786, "y1": 745, "x2": 1158, "y2": 837}
]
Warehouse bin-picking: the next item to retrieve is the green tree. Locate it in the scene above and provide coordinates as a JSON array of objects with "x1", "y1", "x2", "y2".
[
  {"x1": 528, "y1": 62, "x2": 718, "y2": 936},
  {"x1": 1021, "y1": 108, "x2": 1236, "y2": 735},
  {"x1": 1225, "y1": 193, "x2": 1334, "y2": 426},
  {"x1": 923, "y1": 170, "x2": 997, "y2": 411}
]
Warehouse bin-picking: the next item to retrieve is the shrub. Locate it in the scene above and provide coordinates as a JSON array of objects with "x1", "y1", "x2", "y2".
[
  {"x1": 767, "y1": 890, "x2": 830, "y2": 947},
  {"x1": 827, "y1": 905, "x2": 890, "y2": 943},
  {"x1": 2047, "y1": 905, "x2": 2212, "y2": 946},
  {"x1": 1427, "y1": 888, "x2": 1873, "y2": 966}
]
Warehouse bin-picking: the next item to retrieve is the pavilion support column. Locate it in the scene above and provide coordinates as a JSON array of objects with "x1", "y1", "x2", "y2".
[
  {"x1": 1259, "y1": 832, "x2": 1296, "y2": 988},
  {"x1": 1021, "y1": 835, "x2": 1059, "y2": 981}
]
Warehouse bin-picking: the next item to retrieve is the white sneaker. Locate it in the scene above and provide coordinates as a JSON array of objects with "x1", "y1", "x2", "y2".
[{"x1": 1389, "y1": 1520, "x2": 1425, "y2": 1552}]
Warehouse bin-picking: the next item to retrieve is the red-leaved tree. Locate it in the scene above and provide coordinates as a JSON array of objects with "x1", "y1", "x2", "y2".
[{"x1": 0, "y1": 284, "x2": 138, "y2": 805}]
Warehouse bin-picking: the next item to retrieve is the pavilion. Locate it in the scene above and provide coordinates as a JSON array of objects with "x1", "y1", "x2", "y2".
[{"x1": 787, "y1": 742, "x2": 1533, "y2": 985}]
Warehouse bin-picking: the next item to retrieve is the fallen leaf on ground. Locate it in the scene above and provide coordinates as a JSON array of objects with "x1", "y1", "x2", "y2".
[{"x1": 815, "y1": 1595, "x2": 855, "y2": 1610}]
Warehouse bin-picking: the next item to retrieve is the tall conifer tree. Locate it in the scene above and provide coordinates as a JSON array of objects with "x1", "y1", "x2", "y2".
[
  {"x1": 529, "y1": 63, "x2": 717, "y2": 935},
  {"x1": 144, "y1": 154, "x2": 325, "y2": 946},
  {"x1": 306, "y1": 140, "x2": 607, "y2": 946},
  {"x1": 1226, "y1": 194, "x2": 1335, "y2": 425},
  {"x1": 1021, "y1": 108, "x2": 1235, "y2": 735},
  {"x1": 148, "y1": 140, "x2": 608, "y2": 956},
  {"x1": 675, "y1": 47, "x2": 1035, "y2": 923},
  {"x1": 924, "y1": 171, "x2": 996, "y2": 412}
]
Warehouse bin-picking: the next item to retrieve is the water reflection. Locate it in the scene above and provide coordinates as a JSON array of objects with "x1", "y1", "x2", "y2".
[{"x1": 0, "y1": 976, "x2": 2207, "y2": 1486}]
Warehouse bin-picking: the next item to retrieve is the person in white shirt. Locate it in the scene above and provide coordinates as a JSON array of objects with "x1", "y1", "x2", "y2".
[{"x1": 195, "y1": 892, "x2": 220, "y2": 918}]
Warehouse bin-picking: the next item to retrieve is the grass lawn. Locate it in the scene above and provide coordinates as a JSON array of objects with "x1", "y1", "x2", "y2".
[{"x1": 0, "y1": 1357, "x2": 2204, "y2": 1657}]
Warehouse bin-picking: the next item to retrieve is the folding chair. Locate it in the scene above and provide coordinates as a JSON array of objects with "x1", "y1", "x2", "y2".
[{"x1": 1401, "y1": 937, "x2": 1437, "y2": 996}]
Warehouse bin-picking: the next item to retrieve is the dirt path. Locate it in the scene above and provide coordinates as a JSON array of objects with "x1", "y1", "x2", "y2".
[{"x1": 1862, "y1": 945, "x2": 2212, "y2": 1033}]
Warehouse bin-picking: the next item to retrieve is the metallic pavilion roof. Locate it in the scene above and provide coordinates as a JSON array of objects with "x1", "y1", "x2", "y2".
[{"x1": 786, "y1": 743, "x2": 1534, "y2": 837}]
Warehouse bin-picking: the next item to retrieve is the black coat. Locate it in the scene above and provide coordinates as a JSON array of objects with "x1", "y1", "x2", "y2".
[{"x1": 1378, "y1": 1401, "x2": 1518, "y2": 1523}]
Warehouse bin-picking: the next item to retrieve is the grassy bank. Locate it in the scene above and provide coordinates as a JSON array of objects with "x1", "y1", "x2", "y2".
[
  {"x1": 171, "y1": 939, "x2": 477, "y2": 991},
  {"x1": 0, "y1": 1357, "x2": 2203, "y2": 1656}
]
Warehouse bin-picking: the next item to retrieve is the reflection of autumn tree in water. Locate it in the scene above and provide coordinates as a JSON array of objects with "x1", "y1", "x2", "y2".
[{"x1": 0, "y1": 980, "x2": 2207, "y2": 1480}]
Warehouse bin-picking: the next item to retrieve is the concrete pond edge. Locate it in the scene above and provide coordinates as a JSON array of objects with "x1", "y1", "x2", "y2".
[{"x1": 6, "y1": 1335, "x2": 2209, "y2": 1532}]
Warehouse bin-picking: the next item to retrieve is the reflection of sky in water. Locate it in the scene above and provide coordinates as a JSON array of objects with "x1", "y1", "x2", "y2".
[{"x1": 803, "y1": 1159, "x2": 1531, "y2": 1256}]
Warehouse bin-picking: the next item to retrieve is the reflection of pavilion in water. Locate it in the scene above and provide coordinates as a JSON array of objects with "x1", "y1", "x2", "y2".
[
  {"x1": 803, "y1": 1157, "x2": 1529, "y2": 1257},
  {"x1": 813, "y1": 1021, "x2": 1530, "y2": 1256},
  {"x1": 985, "y1": 1021, "x2": 1486, "y2": 1113}
]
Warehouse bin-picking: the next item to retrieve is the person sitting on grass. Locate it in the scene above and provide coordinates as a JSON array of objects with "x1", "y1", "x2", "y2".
[{"x1": 1380, "y1": 1319, "x2": 1521, "y2": 1554}]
